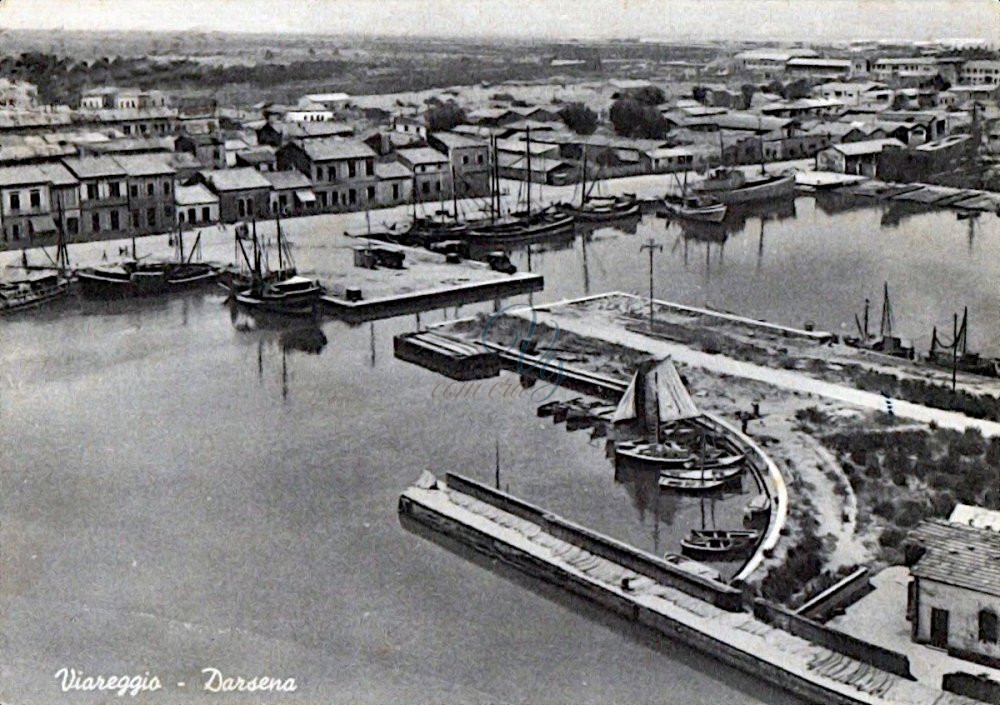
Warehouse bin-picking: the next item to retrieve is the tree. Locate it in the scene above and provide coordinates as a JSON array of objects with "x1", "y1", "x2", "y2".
[
  {"x1": 691, "y1": 85, "x2": 708, "y2": 104},
  {"x1": 425, "y1": 100, "x2": 467, "y2": 132},
  {"x1": 558, "y1": 102, "x2": 598, "y2": 135},
  {"x1": 609, "y1": 99, "x2": 669, "y2": 139},
  {"x1": 783, "y1": 78, "x2": 811, "y2": 100},
  {"x1": 740, "y1": 83, "x2": 757, "y2": 109},
  {"x1": 631, "y1": 85, "x2": 666, "y2": 106}
]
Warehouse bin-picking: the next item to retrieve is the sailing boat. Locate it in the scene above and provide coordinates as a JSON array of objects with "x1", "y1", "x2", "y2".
[
  {"x1": 660, "y1": 169, "x2": 727, "y2": 223},
  {"x1": 692, "y1": 127, "x2": 795, "y2": 204},
  {"x1": 0, "y1": 214, "x2": 72, "y2": 313},
  {"x1": 611, "y1": 357, "x2": 706, "y2": 471},
  {"x1": 843, "y1": 282, "x2": 915, "y2": 359},
  {"x1": 556, "y1": 144, "x2": 640, "y2": 222},
  {"x1": 232, "y1": 213, "x2": 322, "y2": 316},
  {"x1": 926, "y1": 307, "x2": 1000, "y2": 378},
  {"x1": 77, "y1": 221, "x2": 218, "y2": 298}
]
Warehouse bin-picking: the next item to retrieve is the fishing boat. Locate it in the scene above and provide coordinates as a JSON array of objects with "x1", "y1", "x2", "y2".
[
  {"x1": 658, "y1": 475, "x2": 726, "y2": 493},
  {"x1": 680, "y1": 530, "x2": 758, "y2": 559},
  {"x1": 690, "y1": 528, "x2": 760, "y2": 542},
  {"x1": 659, "y1": 464, "x2": 743, "y2": 484},
  {"x1": 231, "y1": 213, "x2": 322, "y2": 316},
  {"x1": 692, "y1": 169, "x2": 796, "y2": 204},
  {"x1": 842, "y1": 282, "x2": 915, "y2": 360},
  {"x1": 77, "y1": 227, "x2": 218, "y2": 299},
  {"x1": 926, "y1": 307, "x2": 1000, "y2": 378},
  {"x1": 612, "y1": 357, "x2": 707, "y2": 471},
  {"x1": 0, "y1": 224, "x2": 72, "y2": 313},
  {"x1": 556, "y1": 146, "x2": 640, "y2": 221},
  {"x1": 659, "y1": 193, "x2": 728, "y2": 223}
]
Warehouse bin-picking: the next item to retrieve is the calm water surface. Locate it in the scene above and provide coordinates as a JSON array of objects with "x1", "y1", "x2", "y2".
[{"x1": 4, "y1": 194, "x2": 996, "y2": 703}]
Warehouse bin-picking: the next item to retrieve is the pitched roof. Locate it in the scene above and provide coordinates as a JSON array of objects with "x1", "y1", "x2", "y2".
[
  {"x1": 282, "y1": 121, "x2": 355, "y2": 139},
  {"x1": 112, "y1": 153, "x2": 175, "y2": 176},
  {"x1": 829, "y1": 138, "x2": 904, "y2": 155},
  {"x1": 62, "y1": 155, "x2": 128, "y2": 179},
  {"x1": 261, "y1": 169, "x2": 312, "y2": 190},
  {"x1": 174, "y1": 183, "x2": 219, "y2": 206},
  {"x1": 375, "y1": 161, "x2": 412, "y2": 180},
  {"x1": 909, "y1": 519, "x2": 1000, "y2": 597},
  {"x1": 0, "y1": 164, "x2": 51, "y2": 187},
  {"x1": 296, "y1": 137, "x2": 375, "y2": 162},
  {"x1": 395, "y1": 146, "x2": 449, "y2": 166},
  {"x1": 199, "y1": 167, "x2": 272, "y2": 192},
  {"x1": 431, "y1": 131, "x2": 485, "y2": 149}
]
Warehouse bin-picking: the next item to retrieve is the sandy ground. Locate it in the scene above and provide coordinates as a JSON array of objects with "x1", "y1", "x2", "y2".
[{"x1": 831, "y1": 566, "x2": 1000, "y2": 685}]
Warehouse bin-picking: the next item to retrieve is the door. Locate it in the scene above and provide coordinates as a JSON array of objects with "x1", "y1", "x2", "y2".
[{"x1": 930, "y1": 607, "x2": 949, "y2": 648}]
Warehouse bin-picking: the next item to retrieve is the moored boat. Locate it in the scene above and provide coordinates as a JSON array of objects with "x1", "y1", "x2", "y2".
[
  {"x1": 0, "y1": 271, "x2": 71, "y2": 313},
  {"x1": 659, "y1": 193, "x2": 728, "y2": 223},
  {"x1": 77, "y1": 259, "x2": 218, "y2": 298},
  {"x1": 557, "y1": 194, "x2": 640, "y2": 222},
  {"x1": 658, "y1": 475, "x2": 726, "y2": 493},
  {"x1": 234, "y1": 275, "x2": 323, "y2": 316},
  {"x1": 692, "y1": 169, "x2": 796, "y2": 204}
]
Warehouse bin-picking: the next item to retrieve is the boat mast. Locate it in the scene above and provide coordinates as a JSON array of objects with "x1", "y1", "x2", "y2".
[
  {"x1": 450, "y1": 161, "x2": 458, "y2": 221},
  {"x1": 176, "y1": 219, "x2": 184, "y2": 263},
  {"x1": 880, "y1": 282, "x2": 893, "y2": 338},
  {"x1": 276, "y1": 204, "x2": 284, "y2": 272},
  {"x1": 55, "y1": 198, "x2": 69, "y2": 275},
  {"x1": 251, "y1": 214, "x2": 260, "y2": 281},
  {"x1": 580, "y1": 144, "x2": 587, "y2": 208},
  {"x1": 525, "y1": 125, "x2": 532, "y2": 219}
]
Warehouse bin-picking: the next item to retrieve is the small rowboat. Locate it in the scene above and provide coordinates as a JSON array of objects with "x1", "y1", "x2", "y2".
[
  {"x1": 679, "y1": 453, "x2": 746, "y2": 471},
  {"x1": 680, "y1": 529, "x2": 759, "y2": 558},
  {"x1": 616, "y1": 441, "x2": 695, "y2": 470},
  {"x1": 658, "y1": 476, "x2": 726, "y2": 493},
  {"x1": 659, "y1": 465, "x2": 743, "y2": 484},
  {"x1": 659, "y1": 194, "x2": 728, "y2": 223}
]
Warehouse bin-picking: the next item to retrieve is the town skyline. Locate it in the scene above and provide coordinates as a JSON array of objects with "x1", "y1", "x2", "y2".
[{"x1": 0, "y1": 0, "x2": 996, "y2": 44}]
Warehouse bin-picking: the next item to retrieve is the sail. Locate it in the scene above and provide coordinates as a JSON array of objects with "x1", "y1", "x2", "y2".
[{"x1": 613, "y1": 357, "x2": 699, "y2": 427}]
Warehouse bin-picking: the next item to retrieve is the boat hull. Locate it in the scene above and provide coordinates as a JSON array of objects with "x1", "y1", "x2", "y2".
[
  {"x1": 77, "y1": 265, "x2": 219, "y2": 299},
  {"x1": 695, "y1": 174, "x2": 796, "y2": 204},
  {"x1": 0, "y1": 278, "x2": 71, "y2": 313}
]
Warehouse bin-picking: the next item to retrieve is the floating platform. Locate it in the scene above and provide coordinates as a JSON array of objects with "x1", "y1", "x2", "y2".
[{"x1": 322, "y1": 271, "x2": 543, "y2": 323}]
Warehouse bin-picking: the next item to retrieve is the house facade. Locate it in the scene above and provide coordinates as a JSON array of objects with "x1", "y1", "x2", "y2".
[
  {"x1": 174, "y1": 183, "x2": 219, "y2": 227},
  {"x1": 115, "y1": 154, "x2": 176, "y2": 236},
  {"x1": 63, "y1": 156, "x2": 130, "y2": 240},
  {"x1": 276, "y1": 138, "x2": 378, "y2": 212},
  {"x1": 394, "y1": 147, "x2": 450, "y2": 202},
  {"x1": 907, "y1": 518, "x2": 1000, "y2": 667},
  {"x1": 427, "y1": 132, "x2": 490, "y2": 198},
  {"x1": 195, "y1": 168, "x2": 272, "y2": 223}
]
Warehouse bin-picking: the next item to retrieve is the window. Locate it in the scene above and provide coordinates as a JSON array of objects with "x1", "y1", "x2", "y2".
[
  {"x1": 188, "y1": 208, "x2": 196, "y2": 223},
  {"x1": 11, "y1": 224, "x2": 19, "y2": 240},
  {"x1": 348, "y1": 188, "x2": 357, "y2": 205},
  {"x1": 392, "y1": 184, "x2": 400, "y2": 200},
  {"x1": 164, "y1": 182, "x2": 171, "y2": 195},
  {"x1": 365, "y1": 160, "x2": 374, "y2": 176},
  {"x1": 348, "y1": 161, "x2": 357, "y2": 178},
  {"x1": 147, "y1": 183, "x2": 155, "y2": 196},
  {"x1": 92, "y1": 213, "x2": 101, "y2": 232},
  {"x1": 462, "y1": 155, "x2": 470, "y2": 165},
  {"x1": 421, "y1": 182, "x2": 430, "y2": 195},
  {"x1": 147, "y1": 207, "x2": 156, "y2": 226},
  {"x1": 179, "y1": 211, "x2": 186, "y2": 224},
  {"x1": 130, "y1": 184, "x2": 139, "y2": 198},
  {"x1": 201, "y1": 207, "x2": 210, "y2": 222},
  {"x1": 29, "y1": 189, "x2": 40, "y2": 208},
  {"x1": 366, "y1": 186, "x2": 375, "y2": 201},
  {"x1": 164, "y1": 206, "x2": 172, "y2": 219},
  {"x1": 980, "y1": 611, "x2": 999, "y2": 643},
  {"x1": 110, "y1": 211, "x2": 120, "y2": 230},
  {"x1": 110, "y1": 182, "x2": 121, "y2": 198},
  {"x1": 9, "y1": 193, "x2": 20, "y2": 211},
  {"x1": 328, "y1": 165, "x2": 336, "y2": 181},
  {"x1": 67, "y1": 217, "x2": 78, "y2": 234},
  {"x1": 477, "y1": 154, "x2": 484, "y2": 164},
  {"x1": 238, "y1": 199, "x2": 246, "y2": 217}
]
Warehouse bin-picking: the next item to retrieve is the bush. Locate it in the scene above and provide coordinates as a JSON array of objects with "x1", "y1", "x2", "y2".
[
  {"x1": 609, "y1": 99, "x2": 669, "y2": 139},
  {"x1": 558, "y1": 102, "x2": 598, "y2": 135},
  {"x1": 425, "y1": 100, "x2": 467, "y2": 132},
  {"x1": 879, "y1": 527, "x2": 905, "y2": 547}
]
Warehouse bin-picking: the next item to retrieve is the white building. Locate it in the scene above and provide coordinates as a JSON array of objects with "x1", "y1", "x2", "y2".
[
  {"x1": 732, "y1": 48, "x2": 818, "y2": 79},
  {"x1": 812, "y1": 81, "x2": 890, "y2": 106},
  {"x1": 303, "y1": 92, "x2": 351, "y2": 111},
  {"x1": 908, "y1": 516, "x2": 1000, "y2": 665},
  {"x1": 960, "y1": 60, "x2": 1000, "y2": 86},
  {"x1": 174, "y1": 183, "x2": 219, "y2": 227}
]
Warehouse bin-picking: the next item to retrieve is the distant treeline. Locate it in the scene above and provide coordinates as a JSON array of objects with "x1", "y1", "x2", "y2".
[{"x1": 0, "y1": 51, "x2": 583, "y2": 107}]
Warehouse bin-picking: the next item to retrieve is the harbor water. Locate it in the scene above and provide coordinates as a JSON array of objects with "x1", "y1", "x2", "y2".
[{"x1": 2, "y1": 192, "x2": 998, "y2": 703}]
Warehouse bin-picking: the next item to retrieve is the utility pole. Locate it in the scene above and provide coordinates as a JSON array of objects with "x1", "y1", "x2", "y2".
[
  {"x1": 951, "y1": 311, "x2": 959, "y2": 394},
  {"x1": 640, "y1": 238, "x2": 662, "y2": 329}
]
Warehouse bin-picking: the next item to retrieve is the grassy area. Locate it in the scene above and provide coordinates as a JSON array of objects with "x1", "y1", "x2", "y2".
[{"x1": 800, "y1": 407, "x2": 1000, "y2": 566}]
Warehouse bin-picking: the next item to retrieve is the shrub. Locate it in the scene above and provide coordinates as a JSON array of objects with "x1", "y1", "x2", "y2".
[
  {"x1": 609, "y1": 99, "x2": 669, "y2": 139},
  {"x1": 558, "y1": 102, "x2": 598, "y2": 135}
]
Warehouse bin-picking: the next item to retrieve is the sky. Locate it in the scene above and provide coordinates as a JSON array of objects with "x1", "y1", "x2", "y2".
[{"x1": 0, "y1": 0, "x2": 996, "y2": 43}]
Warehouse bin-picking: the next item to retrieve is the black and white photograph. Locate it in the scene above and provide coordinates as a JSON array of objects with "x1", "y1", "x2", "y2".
[{"x1": 1, "y1": 1, "x2": 1000, "y2": 702}]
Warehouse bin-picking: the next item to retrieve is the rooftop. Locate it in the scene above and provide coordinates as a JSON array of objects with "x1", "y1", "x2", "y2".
[
  {"x1": 199, "y1": 167, "x2": 272, "y2": 192},
  {"x1": 0, "y1": 164, "x2": 52, "y2": 187},
  {"x1": 296, "y1": 137, "x2": 375, "y2": 162},
  {"x1": 949, "y1": 503, "x2": 1000, "y2": 532},
  {"x1": 431, "y1": 131, "x2": 486, "y2": 149},
  {"x1": 828, "y1": 138, "x2": 905, "y2": 155},
  {"x1": 111, "y1": 153, "x2": 175, "y2": 176},
  {"x1": 62, "y1": 155, "x2": 128, "y2": 179},
  {"x1": 374, "y1": 161, "x2": 412, "y2": 180},
  {"x1": 909, "y1": 519, "x2": 1000, "y2": 597},
  {"x1": 174, "y1": 183, "x2": 219, "y2": 206},
  {"x1": 395, "y1": 146, "x2": 449, "y2": 166},
  {"x1": 261, "y1": 169, "x2": 312, "y2": 191}
]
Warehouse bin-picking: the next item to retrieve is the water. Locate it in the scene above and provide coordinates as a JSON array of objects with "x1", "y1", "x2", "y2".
[{"x1": 4, "y1": 194, "x2": 996, "y2": 703}]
